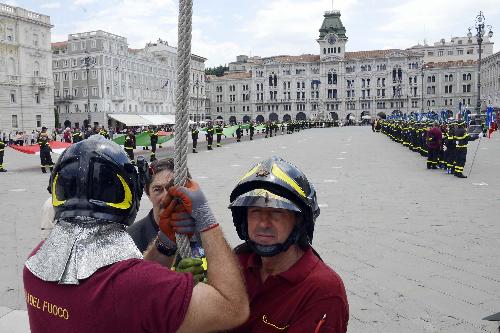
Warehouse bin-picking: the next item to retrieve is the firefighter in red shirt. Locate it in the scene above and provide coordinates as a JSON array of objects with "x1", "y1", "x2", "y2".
[
  {"x1": 227, "y1": 156, "x2": 349, "y2": 332},
  {"x1": 425, "y1": 122, "x2": 443, "y2": 170},
  {"x1": 23, "y1": 135, "x2": 249, "y2": 333}
]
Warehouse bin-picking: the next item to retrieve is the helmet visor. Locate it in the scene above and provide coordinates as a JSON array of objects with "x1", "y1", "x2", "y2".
[{"x1": 230, "y1": 189, "x2": 300, "y2": 213}]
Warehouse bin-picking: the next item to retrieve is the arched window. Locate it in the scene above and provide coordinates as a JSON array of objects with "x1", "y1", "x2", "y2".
[
  {"x1": 338, "y1": 47, "x2": 341, "y2": 53},
  {"x1": 323, "y1": 48, "x2": 326, "y2": 54}
]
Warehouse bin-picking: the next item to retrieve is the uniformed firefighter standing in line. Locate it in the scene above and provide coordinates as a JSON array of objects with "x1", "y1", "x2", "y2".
[
  {"x1": 249, "y1": 122, "x2": 255, "y2": 140},
  {"x1": 149, "y1": 127, "x2": 159, "y2": 161},
  {"x1": 236, "y1": 125, "x2": 243, "y2": 142},
  {"x1": 191, "y1": 125, "x2": 199, "y2": 153},
  {"x1": 425, "y1": 122, "x2": 442, "y2": 169},
  {"x1": 206, "y1": 123, "x2": 214, "y2": 150},
  {"x1": 72, "y1": 128, "x2": 83, "y2": 143},
  {"x1": 38, "y1": 127, "x2": 54, "y2": 174},
  {"x1": 453, "y1": 120, "x2": 478, "y2": 178},
  {"x1": 215, "y1": 123, "x2": 224, "y2": 147},
  {"x1": 98, "y1": 126, "x2": 110, "y2": 139},
  {"x1": 124, "y1": 130, "x2": 136, "y2": 163},
  {"x1": 444, "y1": 121, "x2": 457, "y2": 174},
  {"x1": 0, "y1": 136, "x2": 6, "y2": 172}
]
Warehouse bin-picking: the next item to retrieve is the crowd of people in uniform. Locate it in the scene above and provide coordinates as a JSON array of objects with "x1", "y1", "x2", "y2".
[{"x1": 373, "y1": 118, "x2": 487, "y2": 178}]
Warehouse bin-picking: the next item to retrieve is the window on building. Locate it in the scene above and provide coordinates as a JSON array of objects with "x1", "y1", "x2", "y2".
[
  {"x1": 36, "y1": 115, "x2": 42, "y2": 127},
  {"x1": 73, "y1": 72, "x2": 78, "y2": 80},
  {"x1": 63, "y1": 72, "x2": 69, "y2": 81},
  {"x1": 35, "y1": 93, "x2": 40, "y2": 104},
  {"x1": 91, "y1": 40, "x2": 96, "y2": 48},
  {"x1": 73, "y1": 88, "x2": 78, "y2": 96},
  {"x1": 10, "y1": 90, "x2": 16, "y2": 103},
  {"x1": 438, "y1": 50, "x2": 444, "y2": 56},
  {"x1": 12, "y1": 115, "x2": 18, "y2": 128},
  {"x1": 448, "y1": 50, "x2": 453, "y2": 56},
  {"x1": 83, "y1": 88, "x2": 88, "y2": 97},
  {"x1": 6, "y1": 27, "x2": 13, "y2": 41},
  {"x1": 54, "y1": 90, "x2": 60, "y2": 97},
  {"x1": 458, "y1": 49, "x2": 463, "y2": 55},
  {"x1": 467, "y1": 49, "x2": 473, "y2": 54}
]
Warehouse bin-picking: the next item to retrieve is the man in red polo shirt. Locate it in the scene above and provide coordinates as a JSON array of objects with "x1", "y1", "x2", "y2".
[
  {"x1": 228, "y1": 157, "x2": 349, "y2": 332},
  {"x1": 23, "y1": 136, "x2": 249, "y2": 333}
]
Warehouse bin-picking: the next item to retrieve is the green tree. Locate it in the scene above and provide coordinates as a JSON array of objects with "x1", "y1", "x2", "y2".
[{"x1": 205, "y1": 65, "x2": 228, "y2": 77}]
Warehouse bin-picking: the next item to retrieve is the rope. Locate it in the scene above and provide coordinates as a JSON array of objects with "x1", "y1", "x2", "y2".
[{"x1": 174, "y1": 0, "x2": 193, "y2": 259}]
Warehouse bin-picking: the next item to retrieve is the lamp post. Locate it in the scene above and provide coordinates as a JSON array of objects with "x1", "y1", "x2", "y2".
[
  {"x1": 420, "y1": 62, "x2": 425, "y2": 115},
  {"x1": 468, "y1": 11, "x2": 493, "y2": 114},
  {"x1": 194, "y1": 79, "x2": 200, "y2": 123},
  {"x1": 81, "y1": 51, "x2": 95, "y2": 126}
]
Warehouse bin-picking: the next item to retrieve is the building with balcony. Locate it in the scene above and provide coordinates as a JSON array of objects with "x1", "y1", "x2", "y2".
[
  {"x1": 481, "y1": 51, "x2": 500, "y2": 109},
  {"x1": 0, "y1": 3, "x2": 54, "y2": 132},
  {"x1": 52, "y1": 32, "x2": 206, "y2": 129},
  {"x1": 207, "y1": 11, "x2": 493, "y2": 123}
]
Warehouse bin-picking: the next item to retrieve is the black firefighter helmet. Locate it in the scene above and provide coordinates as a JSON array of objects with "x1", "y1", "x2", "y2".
[
  {"x1": 48, "y1": 135, "x2": 142, "y2": 226},
  {"x1": 229, "y1": 156, "x2": 320, "y2": 256}
]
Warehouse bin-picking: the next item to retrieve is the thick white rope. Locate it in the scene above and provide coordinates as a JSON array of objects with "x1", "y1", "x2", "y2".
[{"x1": 174, "y1": 0, "x2": 193, "y2": 259}]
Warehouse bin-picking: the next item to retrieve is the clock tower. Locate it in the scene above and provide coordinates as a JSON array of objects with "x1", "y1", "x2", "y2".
[{"x1": 318, "y1": 11, "x2": 348, "y2": 60}]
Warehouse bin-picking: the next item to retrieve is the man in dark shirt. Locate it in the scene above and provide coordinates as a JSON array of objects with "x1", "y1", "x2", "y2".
[{"x1": 127, "y1": 158, "x2": 191, "y2": 252}]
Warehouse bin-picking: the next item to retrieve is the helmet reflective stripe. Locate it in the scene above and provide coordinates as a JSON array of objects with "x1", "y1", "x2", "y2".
[
  {"x1": 230, "y1": 189, "x2": 301, "y2": 212},
  {"x1": 271, "y1": 163, "x2": 305, "y2": 198},
  {"x1": 105, "y1": 174, "x2": 133, "y2": 210},
  {"x1": 240, "y1": 163, "x2": 261, "y2": 182},
  {"x1": 51, "y1": 174, "x2": 66, "y2": 207}
]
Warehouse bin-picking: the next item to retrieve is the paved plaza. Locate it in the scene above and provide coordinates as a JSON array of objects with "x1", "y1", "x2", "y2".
[{"x1": 0, "y1": 126, "x2": 499, "y2": 332}]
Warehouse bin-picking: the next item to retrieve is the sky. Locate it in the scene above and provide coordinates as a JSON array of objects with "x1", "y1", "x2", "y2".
[{"x1": 12, "y1": 0, "x2": 500, "y2": 67}]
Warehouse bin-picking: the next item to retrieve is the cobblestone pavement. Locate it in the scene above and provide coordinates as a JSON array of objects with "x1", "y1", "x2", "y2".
[{"x1": 1, "y1": 127, "x2": 499, "y2": 332}]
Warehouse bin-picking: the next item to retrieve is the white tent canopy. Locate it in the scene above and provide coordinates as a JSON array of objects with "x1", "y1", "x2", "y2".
[
  {"x1": 107, "y1": 114, "x2": 151, "y2": 126},
  {"x1": 108, "y1": 114, "x2": 193, "y2": 126},
  {"x1": 140, "y1": 114, "x2": 176, "y2": 125}
]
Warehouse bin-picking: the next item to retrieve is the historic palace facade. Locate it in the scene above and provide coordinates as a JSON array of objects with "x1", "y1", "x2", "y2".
[{"x1": 207, "y1": 11, "x2": 494, "y2": 123}]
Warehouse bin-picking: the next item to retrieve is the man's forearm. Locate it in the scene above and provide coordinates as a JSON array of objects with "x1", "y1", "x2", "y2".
[
  {"x1": 201, "y1": 226, "x2": 248, "y2": 308},
  {"x1": 143, "y1": 237, "x2": 175, "y2": 268}
]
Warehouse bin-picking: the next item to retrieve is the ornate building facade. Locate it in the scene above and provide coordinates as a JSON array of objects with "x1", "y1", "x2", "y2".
[
  {"x1": 0, "y1": 3, "x2": 54, "y2": 132},
  {"x1": 207, "y1": 11, "x2": 494, "y2": 123},
  {"x1": 481, "y1": 51, "x2": 500, "y2": 109},
  {"x1": 52, "y1": 31, "x2": 206, "y2": 129}
]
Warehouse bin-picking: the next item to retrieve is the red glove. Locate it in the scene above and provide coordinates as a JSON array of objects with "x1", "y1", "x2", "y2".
[
  {"x1": 159, "y1": 196, "x2": 196, "y2": 241},
  {"x1": 167, "y1": 179, "x2": 218, "y2": 233}
]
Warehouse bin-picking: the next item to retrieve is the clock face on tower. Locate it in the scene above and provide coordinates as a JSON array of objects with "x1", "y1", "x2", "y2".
[{"x1": 327, "y1": 35, "x2": 337, "y2": 44}]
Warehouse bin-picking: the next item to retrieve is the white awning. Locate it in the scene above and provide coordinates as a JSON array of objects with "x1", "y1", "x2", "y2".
[
  {"x1": 141, "y1": 114, "x2": 176, "y2": 125},
  {"x1": 108, "y1": 114, "x2": 152, "y2": 126}
]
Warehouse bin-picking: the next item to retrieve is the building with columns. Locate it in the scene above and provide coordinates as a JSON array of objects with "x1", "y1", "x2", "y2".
[
  {"x1": 52, "y1": 31, "x2": 206, "y2": 129},
  {"x1": 207, "y1": 11, "x2": 494, "y2": 123},
  {"x1": 0, "y1": 3, "x2": 54, "y2": 132},
  {"x1": 481, "y1": 51, "x2": 500, "y2": 109}
]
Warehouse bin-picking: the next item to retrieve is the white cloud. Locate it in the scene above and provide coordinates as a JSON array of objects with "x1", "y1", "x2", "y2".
[
  {"x1": 73, "y1": 0, "x2": 98, "y2": 5},
  {"x1": 40, "y1": 2, "x2": 61, "y2": 9}
]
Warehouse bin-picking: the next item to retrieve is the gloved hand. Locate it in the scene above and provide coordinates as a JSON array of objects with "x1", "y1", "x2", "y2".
[
  {"x1": 167, "y1": 179, "x2": 219, "y2": 233},
  {"x1": 157, "y1": 197, "x2": 181, "y2": 250},
  {"x1": 176, "y1": 258, "x2": 206, "y2": 284}
]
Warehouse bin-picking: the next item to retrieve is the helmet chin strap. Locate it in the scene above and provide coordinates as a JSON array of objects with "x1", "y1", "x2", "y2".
[{"x1": 247, "y1": 226, "x2": 300, "y2": 257}]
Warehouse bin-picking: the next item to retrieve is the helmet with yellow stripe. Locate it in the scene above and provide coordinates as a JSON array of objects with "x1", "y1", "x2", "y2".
[
  {"x1": 48, "y1": 135, "x2": 142, "y2": 226},
  {"x1": 229, "y1": 156, "x2": 320, "y2": 256}
]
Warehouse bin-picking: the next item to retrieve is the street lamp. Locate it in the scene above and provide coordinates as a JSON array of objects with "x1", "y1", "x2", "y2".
[
  {"x1": 193, "y1": 79, "x2": 200, "y2": 123},
  {"x1": 80, "y1": 51, "x2": 96, "y2": 126},
  {"x1": 467, "y1": 11, "x2": 494, "y2": 114},
  {"x1": 420, "y1": 62, "x2": 425, "y2": 115}
]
